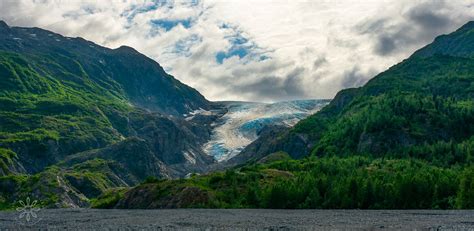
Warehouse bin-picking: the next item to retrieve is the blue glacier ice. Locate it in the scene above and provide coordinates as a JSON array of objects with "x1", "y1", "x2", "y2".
[{"x1": 201, "y1": 99, "x2": 330, "y2": 161}]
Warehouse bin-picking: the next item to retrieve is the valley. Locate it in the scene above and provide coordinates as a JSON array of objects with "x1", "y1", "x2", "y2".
[{"x1": 0, "y1": 19, "x2": 474, "y2": 211}]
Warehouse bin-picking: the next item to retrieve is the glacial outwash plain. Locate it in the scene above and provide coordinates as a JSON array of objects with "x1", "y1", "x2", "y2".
[{"x1": 0, "y1": 1, "x2": 474, "y2": 230}]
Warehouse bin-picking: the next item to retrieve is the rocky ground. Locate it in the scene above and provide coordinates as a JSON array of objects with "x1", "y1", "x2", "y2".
[{"x1": 0, "y1": 209, "x2": 473, "y2": 230}]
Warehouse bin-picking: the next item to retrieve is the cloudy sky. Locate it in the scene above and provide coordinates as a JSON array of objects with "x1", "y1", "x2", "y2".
[{"x1": 0, "y1": 0, "x2": 472, "y2": 102}]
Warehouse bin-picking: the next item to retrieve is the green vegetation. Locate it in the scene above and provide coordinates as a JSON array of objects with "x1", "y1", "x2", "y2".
[
  {"x1": 456, "y1": 167, "x2": 474, "y2": 208},
  {"x1": 207, "y1": 23, "x2": 474, "y2": 210},
  {"x1": 0, "y1": 158, "x2": 130, "y2": 209},
  {"x1": 92, "y1": 22, "x2": 474, "y2": 210},
  {"x1": 0, "y1": 23, "x2": 210, "y2": 209},
  {"x1": 292, "y1": 55, "x2": 474, "y2": 166},
  {"x1": 90, "y1": 188, "x2": 128, "y2": 209},
  {"x1": 96, "y1": 156, "x2": 473, "y2": 209},
  {"x1": 0, "y1": 148, "x2": 17, "y2": 175},
  {"x1": 2, "y1": 21, "x2": 474, "y2": 210},
  {"x1": 0, "y1": 51, "x2": 132, "y2": 173}
]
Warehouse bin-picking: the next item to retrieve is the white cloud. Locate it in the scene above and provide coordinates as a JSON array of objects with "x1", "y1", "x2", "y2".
[{"x1": 0, "y1": 0, "x2": 472, "y2": 102}]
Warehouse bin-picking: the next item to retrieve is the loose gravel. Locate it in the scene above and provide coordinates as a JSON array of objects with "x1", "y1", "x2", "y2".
[{"x1": 0, "y1": 209, "x2": 473, "y2": 230}]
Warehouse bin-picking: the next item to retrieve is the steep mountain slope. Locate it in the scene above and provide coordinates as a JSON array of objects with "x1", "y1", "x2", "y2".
[
  {"x1": 238, "y1": 21, "x2": 474, "y2": 165},
  {"x1": 97, "y1": 20, "x2": 474, "y2": 210},
  {"x1": 0, "y1": 21, "x2": 217, "y2": 207},
  {"x1": 412, "y1": 21, "x2": 474, "y2": 58},
  {"x1": 0, "y1": 21, "x2": 330, "y2": 208},
  {"x1": 0, "y1": 21, "x2": 210, "y2": 116}
]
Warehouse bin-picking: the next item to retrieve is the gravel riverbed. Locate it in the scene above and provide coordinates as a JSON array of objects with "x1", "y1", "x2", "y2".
[{"x1": 0, "y1": 209, "x2": 473, "y2": 230}]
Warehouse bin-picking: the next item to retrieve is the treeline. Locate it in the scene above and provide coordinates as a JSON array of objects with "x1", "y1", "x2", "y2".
[
  {"x1": 106, "y1": 156, "x2": 474, "y2": 209},
  {"x1": 245, "y1": 157, "x2": 472, "y2": 209}
]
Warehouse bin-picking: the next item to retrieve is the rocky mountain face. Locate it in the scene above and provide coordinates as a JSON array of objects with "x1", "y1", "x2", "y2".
[
  {"x1": 238, "y1": 21, "x2": 474, "y2": 164},
  {"x1": 0, "y1": 21, "x2": 218, "y2": 208}
]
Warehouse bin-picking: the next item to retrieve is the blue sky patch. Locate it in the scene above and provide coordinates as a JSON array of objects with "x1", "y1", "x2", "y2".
[
  {"x1": 215, "y1": 31, "x2": 261, "y2": 64},
  {"x1": 150, "y1": 18, "x2": 193, "y2": 31},
  {"x1": 172, "y1": 34, "x2": 201, "y2": 57},
  {"x1": 216, "y1": 47, "x2": 249, "y2": 64},
  {"x1": 122, "y1": 1, "x2": 169, "y2": 22}
]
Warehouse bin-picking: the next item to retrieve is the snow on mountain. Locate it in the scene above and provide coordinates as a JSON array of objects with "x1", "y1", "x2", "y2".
[{"x1": 199, "y1": 100, "x2": 330, "y2": 161}]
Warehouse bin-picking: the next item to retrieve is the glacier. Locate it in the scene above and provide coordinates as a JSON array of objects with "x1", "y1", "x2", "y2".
[{"x1": 197, "y1": 99, "x2": 330, "y2": 161}]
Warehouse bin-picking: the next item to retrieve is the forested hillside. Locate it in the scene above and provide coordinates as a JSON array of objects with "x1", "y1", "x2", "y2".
[
  {"x1": 234, "y1": 21, "x2": 474, "y2": 166},
  {"x1": 99, "y1": 21, "x2": 474, "y2": 209},
  {"x1": 98, "y1": 156, "x2": 473, "y2": 209}
]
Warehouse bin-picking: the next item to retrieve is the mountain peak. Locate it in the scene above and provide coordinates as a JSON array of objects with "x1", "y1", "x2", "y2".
[
  {"x1": 114, "y1": 45, "x2": 139, "y2": 54},
  {"x1": 0, "y1": 20, "x2": 9, "y2": 30},
  {"x1": 0, "y1": 23, "x2": 210, "y2": 116}
]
